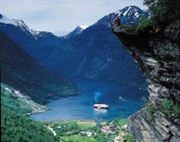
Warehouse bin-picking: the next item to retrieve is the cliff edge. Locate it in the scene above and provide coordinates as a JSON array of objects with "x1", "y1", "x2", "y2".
[{"x1": 113, "y1": 18, "x2": 180, "y2": 141}]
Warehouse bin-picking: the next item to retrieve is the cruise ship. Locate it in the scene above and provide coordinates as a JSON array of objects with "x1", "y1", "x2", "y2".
[{"x1": 93, "y1": 104, "x2": 109, "y2": 109}]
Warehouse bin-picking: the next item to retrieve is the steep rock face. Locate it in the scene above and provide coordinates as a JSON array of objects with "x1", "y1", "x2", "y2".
[{"x1": 113, "y1": 20, "x2": 180, "y2": 141}]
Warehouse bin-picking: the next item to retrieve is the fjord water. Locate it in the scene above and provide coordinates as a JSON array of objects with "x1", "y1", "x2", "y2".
[{"x1": 31, "y1": 79, "x2": 148, "y2": 121}]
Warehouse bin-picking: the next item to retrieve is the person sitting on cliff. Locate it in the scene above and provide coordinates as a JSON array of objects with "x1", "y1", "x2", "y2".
[
  {"x1": 114, "y1": 16, "x2": 121, "y2": 26},
  {"x1": 112, "y1": 16, "x2": 123, "y2": 33},
  {"x1": 112, "y1": 16, "x2": 128, "y2": 34}
]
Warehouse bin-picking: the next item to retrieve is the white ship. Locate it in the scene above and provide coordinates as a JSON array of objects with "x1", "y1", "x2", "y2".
[{"x1": 93, "y1": 104, "x2": 109, "y2": 109}]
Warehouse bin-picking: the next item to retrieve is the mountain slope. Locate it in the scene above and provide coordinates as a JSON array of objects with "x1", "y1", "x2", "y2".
[
  {"x1": 0, "y1": 31, "x2": 76, "y2": 104},
  {"x1": 0, "y1": 14, "x2": 60, "y2": 63},
  {"x1": 43, "y1": 6, "x2": 149, "y2": 87},
  {"x1": 1, "y1": 107, "x2": 57, "y2": 142}
]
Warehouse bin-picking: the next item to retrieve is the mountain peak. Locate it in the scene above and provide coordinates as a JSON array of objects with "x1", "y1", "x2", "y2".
[
  {"x1": 0, "y1": 14, "x2": 43, "y2": 38},
  {"x1": 79, "y1": 25, "x2": 89, "y2": 30},
  {"x1": 66, "y1": 24, "x2": 89, "y2": 37},
  {"x1": 0, "y1": 14, "x2": 17, "y2": 25},
  {"x1": 96, "y1": 6, "x2": 149, "y2": 27},
  {"x1": 115, "y1": 6, "x2": 145, "y2": 18},
  {"x1": 74, "y1": 24, "x2": 89, "y2": 32}
]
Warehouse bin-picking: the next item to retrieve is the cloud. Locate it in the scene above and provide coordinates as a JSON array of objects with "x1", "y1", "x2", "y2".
[{"x1": 0, "y1": 0, "x2": 146, "y2": 36}]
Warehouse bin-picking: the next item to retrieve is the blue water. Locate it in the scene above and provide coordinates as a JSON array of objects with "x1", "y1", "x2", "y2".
[{"x1": 31, "y1": 79, "x2": 148, "y2": 121}]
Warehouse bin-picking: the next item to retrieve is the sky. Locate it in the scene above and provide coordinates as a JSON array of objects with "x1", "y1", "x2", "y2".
[{"x1": 0, "y1": 0, "x2": 146, "y2": 36}]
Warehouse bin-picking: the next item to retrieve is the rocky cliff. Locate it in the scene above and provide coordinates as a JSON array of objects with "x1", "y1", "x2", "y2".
[{"x1": 113, "y1": 19, "x2": 180, "y2": 141}]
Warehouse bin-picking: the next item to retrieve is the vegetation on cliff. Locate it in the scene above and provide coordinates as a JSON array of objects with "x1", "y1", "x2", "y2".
[
  {"x1": 112, "y1": 0, "x2": 180, "y2": 141},
  {"x1": 162, "y1": 99, "x2": 180, "y2": 118},
  {"x1": 144, "y1": 0, "x2": 180, "y2": 24},
  {"x1": 118, "y1": 0, "x2": 180, "y2": 34}
]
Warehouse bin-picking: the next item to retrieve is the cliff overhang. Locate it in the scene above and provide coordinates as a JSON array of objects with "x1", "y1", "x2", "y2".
[{"x1": 113, "y1": 20, "x2": 180, "y2": 142}]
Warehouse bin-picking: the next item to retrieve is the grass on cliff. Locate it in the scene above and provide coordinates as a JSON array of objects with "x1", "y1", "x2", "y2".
[
  {"x1": 144, "y1": 0, "x2": 180, "y2": 25},
  {"x1": 120, "y1": 17, "x2": 154, "y2": 34},
  {"x1": 144, "y1": 98, "x2": 180, "y2": 120},
  {"x1": 121, "y1": 0, "x2": 180, "y2": 34},
  {"x1": 162, "y1": 99, "x2": 180, "y2": 118}
]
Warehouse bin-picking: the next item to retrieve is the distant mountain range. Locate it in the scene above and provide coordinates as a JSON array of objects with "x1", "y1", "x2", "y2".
[
  {"x1": 0, "y1": 14, "x2": 60, "y2": 63},
  {"x1": 0, "y1": 6, "x2": 149, "y2": 87}
]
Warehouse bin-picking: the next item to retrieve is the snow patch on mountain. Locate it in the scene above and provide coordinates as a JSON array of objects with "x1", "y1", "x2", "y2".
[
  {"x1": 0, "y1": 14, "x2": 41, "y2": 38},
  {"x1": 95, "y1": 6, "x2": 149, "y2": 28},
  {"x1": 79, "y1": 25, "x2": 89, "y2": 30},
  {"x1": 66, "y1": 24, "x2": 89, "y2": 37},
  {"x1": 123, "y1": 6, "x2": 131, "y2": 16},
  {"x1": 115, "y1": 6, "x2": 146, "y2": 18},
  {"x1": 0, "y1": 14, "x2": 17, "y2": 25}
]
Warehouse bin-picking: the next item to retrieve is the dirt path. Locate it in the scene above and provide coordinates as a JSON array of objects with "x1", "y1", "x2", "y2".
[{"x1": 46, "y1": 126, "x2": 56, "y2": 136}]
